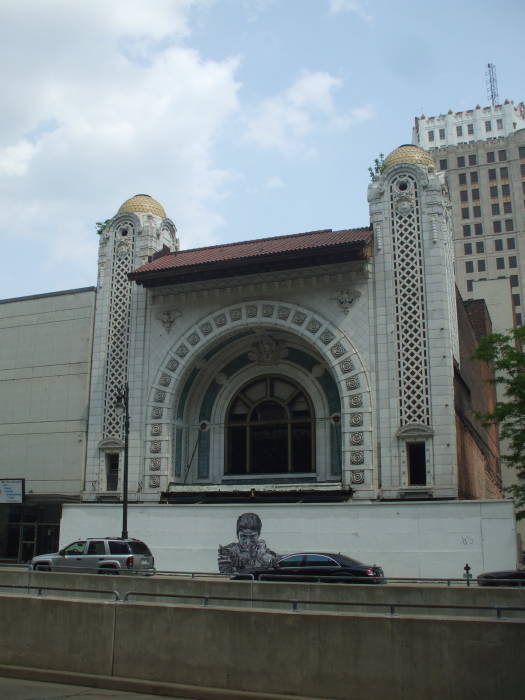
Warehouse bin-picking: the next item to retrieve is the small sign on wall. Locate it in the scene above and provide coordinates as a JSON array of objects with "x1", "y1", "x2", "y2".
[{"x1": 0, "y1": 479, "x2": 25, "y2": 503}]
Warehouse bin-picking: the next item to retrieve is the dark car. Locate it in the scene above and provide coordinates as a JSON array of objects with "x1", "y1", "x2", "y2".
[
  {"x1": 232, "y1": 552, "x2": 384, "y2": 584},
  {"x1": 477, "y1": 568, "x2": 525, "y2": 587}
]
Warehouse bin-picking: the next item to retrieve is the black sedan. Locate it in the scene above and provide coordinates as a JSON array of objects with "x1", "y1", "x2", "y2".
[
  {"x1": 232, "y1": 552, "x2": 385, "y2": 584},
  {"x1": 477, "y1": 568, "x2": 525, "y2": 587}
]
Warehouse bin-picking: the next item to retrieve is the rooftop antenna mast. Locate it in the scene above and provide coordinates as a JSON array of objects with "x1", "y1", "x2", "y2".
[{"x1": 486, "y1": 63, "x2": 499, "y2": 106}]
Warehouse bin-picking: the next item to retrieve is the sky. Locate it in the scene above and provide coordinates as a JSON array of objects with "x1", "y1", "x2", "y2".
[{"x1": 1, "y1": 0, "x2": 523, "y2": 299}]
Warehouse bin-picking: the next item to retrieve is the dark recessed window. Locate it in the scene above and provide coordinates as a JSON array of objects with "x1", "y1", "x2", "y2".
[
  {"x1": 493, "y1": 221, "x2": 502, "y2": 233},
  {"x1": 507, "y1": 237, "x2": 516, "y2": 250},
  {"x1": 439, "y1": 128, "x2": 445, "y2": 140},
  {"x1": 505, "y1": 219, "x2": 514, "y2": 232},
  {"x1": 106, "y1": 454, "x2": 119, "y2": 491},
  {"x1": 509, "y1": 256, "x2": 517, "y2": 269},
  {"x1": 457, "y1": 156, "x2": 465, "y2": 168},
  {"x1": 456, "y1": 125, "x2": 463, "y2": 137},
  {"x1": 510, "y1": 275, "x2": 519, "y2": 287},
  {"x1": 490, "y1": 185, "x2": 498, "y2": 197},
  {"x1": 468, "y1": 154, "x2": 477, "y2": 166},
  {"x1": 487, "y1": 151, "x2": 495, "y2": 163},
  {"x1": 467, "y1": 123, "x2": 474, "y2": 135},
  {"x1": 463, "y1": 225, "x2": 471, "y2": 237},
  {"x1": 496, "y1": 257, "x2": 505, "y2": 270},
  {"x1": 225, "y1": 376, "x2": 315, "y2": 475},
  {"x1": 476, "y1": 241, "x2": 484, "y2": 253},
  {"x1": 494, "y1": 239, "x2": 503, "y2": 251},
  {"x1": 407, "y1": 442, "x2": 426, "y2": 486},
  {"x1": 458, "y1": 173, "x2": 467, "y2": 185},
  {"x1": 498, "y1": 150, "x2": 507, "y2": 161},
  {"x1": 474, "y1": 223, "x2": 483, "y2": 235},
  {"x1": 470, "y1": 171, "x2": 478, "y2": 183},
  {"x1": 466, "y1": 280, "x2": 473, "y2": 292},
  {"x1": 439, "y1": 159, "x2": 448, "y2": 170},
  {"x1": 503, "y1": 201, "x2": 512, "y2": 213},
  {"x1": 492, "y1": 203, "x2": 500, "y2": 215},
  {"x1": 485, "y1": 121, "x2": 492, "y2": 132},
  {"x1": 460, "y1": 190, "x2": 469, "y2": 202},
  {"x1": 502, "y1": 184, "x2": 510, "y2": 196},
  {"x1": 464, "y1": 243, "x2": 472, "y2": 255},
  {"x1": 488, "y1": 168, "x2": 497, "y2": 180},
  {"x1": 465, "y1": 261, "x2": 474, "y2": 273},
  {"x1": 472, "y1": 188, "x2": 480, "y2": 200},
  {"x1": 497, "y1": 119, "x2": 503, "y2": 130},
  {"x1": 516, "y1": 313, "x2": 522, "y2": 326},
  {"x1": 512, "y1": 294, "x2": 521, "y2": 306},
  {"x1": 473, "y1": 205, "x2": 481, "y2": 218},
  {"x1": 428, "y1": 130, "x2": 435, "y2": 142},
  {"x1": 519, "y1": 146, "x2": 525, "y2": 158},
  {"x1": 500, "y1": 166, "x2": 508, "y2": 178},
  {"x1": 477, "y1": 260, "x2": 486, "y2": 272},
  {"x1": 461, "y1": 207, "x2": 470, "y2": 219},
  {"x1": 520, "y1": 164, "x2": 525, "y2": 176}
]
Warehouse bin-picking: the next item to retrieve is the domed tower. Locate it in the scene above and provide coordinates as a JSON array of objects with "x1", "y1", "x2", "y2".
[
  {"x1": 368, "y1": 145, "x2": 459, "y2": 499},
  {"x1": 85, "y1": 195, "x2": 178, "y2": 499}
]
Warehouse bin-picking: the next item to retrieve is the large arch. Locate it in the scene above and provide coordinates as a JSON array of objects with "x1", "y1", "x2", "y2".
[{"x1": 143, "y1": 301, "x2": 372, "y2": 492}]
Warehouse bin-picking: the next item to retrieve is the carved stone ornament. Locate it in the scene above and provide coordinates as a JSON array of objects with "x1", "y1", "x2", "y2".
[
  {"x1": 157, "y1": 308, "x2": 182, "y2": 332},
  {"x1": 350, "y1": 470, "x2": 365, "y2": 484},
  {"x1": 332, "y1": 289, "x2": 362, "y2": 314},
  {"x1": 393, "y1": 180, "x2": 416, "y2": 216},
  {"x1": 248, "y1": 335, "x2": 288, "y2": 366}
]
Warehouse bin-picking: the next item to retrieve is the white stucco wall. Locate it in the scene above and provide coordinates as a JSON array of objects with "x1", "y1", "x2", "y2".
[{"x1": 61, "y1": 499, "x2": 516, "y2": 578}]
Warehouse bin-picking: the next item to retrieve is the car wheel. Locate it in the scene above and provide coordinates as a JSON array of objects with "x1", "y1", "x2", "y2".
[
  {"x1": 98, "y1": 567, "x2": 119, "y2": 575},
  {"x1": 34, "y1": 564, "x2": 50, "y2": 572}
]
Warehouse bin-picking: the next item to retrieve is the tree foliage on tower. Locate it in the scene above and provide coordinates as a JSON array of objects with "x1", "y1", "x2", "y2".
[{"x1": 474, "y1": 325, "x2": 525, "y2": 519}]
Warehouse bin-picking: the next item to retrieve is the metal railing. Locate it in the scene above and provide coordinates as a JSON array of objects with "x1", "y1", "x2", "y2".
[
  {"x1": 0, "y1": 582, "x2": 119, "y2": 601},
  {"x1": 119, "y1": 588, "x2": 525, "y2": 619}
]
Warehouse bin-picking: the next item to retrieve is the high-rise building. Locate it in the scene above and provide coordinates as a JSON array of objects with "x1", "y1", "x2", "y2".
[
  {"x1": 413, "y1": 100, "x2": 525, "y2": 330},
  {"x1": 414, "y1": 100, "x2": 525, "y2": 544}
]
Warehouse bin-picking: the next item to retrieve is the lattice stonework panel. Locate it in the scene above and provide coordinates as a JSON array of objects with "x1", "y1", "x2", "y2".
[
  {"x1": 390, "y1": 175, "x2": 430, "y2": 426},
  {"x1": 103, "y1": 229, "x2": 135, "y2": 438}
]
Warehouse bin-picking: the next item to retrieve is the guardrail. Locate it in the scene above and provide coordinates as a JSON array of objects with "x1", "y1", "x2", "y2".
[
  {"x1": 0, "y1": 582, "x2": 119, "y2": 601},
  {"x1": 120, "y1": 588, "x2": 525, "y2": 619}
]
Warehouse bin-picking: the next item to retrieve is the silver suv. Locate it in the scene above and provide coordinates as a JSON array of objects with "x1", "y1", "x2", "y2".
[{"x1": 31, "y1": 537, "x2": 155, "y2": 576}]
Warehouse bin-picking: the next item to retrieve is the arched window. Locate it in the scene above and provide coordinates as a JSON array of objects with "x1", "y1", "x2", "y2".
[{"x1": 226, "y1": 376, "x2": 315, "y2": 475}]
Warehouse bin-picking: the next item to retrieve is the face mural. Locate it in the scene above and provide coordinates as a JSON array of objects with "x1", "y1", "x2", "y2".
[{"x1": 218, "y1": 512, "x2": 278, "y2": 574}]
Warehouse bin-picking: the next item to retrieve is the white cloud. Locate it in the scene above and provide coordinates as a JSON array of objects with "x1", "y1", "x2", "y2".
[
  {"x1": 0, "y1": 0, "x2": 241, "y2": 296},
  {"x1": 244, "y1": 71, "x2": 372, "y2": 155},
  {"x1": 329, "y1": 0, "x2": 372, "y2": 21},
  {"x1": 265, "y1": 176, "x2": 285, "y2": 189},
  {"x1": 0, "y1": 140, "x2": 37, "y2": 176}
]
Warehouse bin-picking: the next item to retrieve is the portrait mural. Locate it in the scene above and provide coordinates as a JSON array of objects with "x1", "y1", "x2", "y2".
[{"x1": 218, "y1": 512, "x2": 278, "y2": 574}]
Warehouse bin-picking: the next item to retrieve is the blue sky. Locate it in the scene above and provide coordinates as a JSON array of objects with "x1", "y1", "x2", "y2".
[{"x1": 0, "y1": 0, "x2": 523, "y2": 298}]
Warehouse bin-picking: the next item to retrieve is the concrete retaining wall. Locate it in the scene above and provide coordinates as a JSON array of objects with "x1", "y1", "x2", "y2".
[
  {"x1": 0, "y1": 587, "x2": 524, "y2": 698},
  {"x1": 1, "y1": 567, "x2": 524, "y2": 615}
]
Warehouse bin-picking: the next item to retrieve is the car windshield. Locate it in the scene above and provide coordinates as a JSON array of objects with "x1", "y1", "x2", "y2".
[{"x1": 128, "y1": 541, "x2": 151, "y2": 555}]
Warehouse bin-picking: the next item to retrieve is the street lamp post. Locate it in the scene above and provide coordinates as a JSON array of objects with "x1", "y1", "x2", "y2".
[{"x1": 115, "y1": 383, "x2": 129, "y2": 539}]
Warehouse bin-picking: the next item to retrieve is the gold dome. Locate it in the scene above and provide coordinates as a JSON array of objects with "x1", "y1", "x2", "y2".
[
  {"x1": 383, "y1": 144, "x2": 434, "y2": 170},
  {"x1": 118, "y1": 194, "x2": 166, "y2": 218}
]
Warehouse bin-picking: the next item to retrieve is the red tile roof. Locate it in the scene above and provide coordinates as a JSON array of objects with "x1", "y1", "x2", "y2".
[{"x1": 130, "y1": 226, "x2": 371, "y2": 282}]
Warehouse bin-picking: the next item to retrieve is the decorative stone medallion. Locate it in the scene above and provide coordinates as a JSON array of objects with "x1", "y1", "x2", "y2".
[{"x1": 350, "y1": 470, "x2": 365, "y2": 484}]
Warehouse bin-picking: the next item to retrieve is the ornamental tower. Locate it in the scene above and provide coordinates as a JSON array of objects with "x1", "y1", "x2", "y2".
[
  {"x1": 369, "y1": 145, "x2": 459, "y2": 498},
  {"x1": 84, "y1": 195, "x2": 178, "y2": 498}
]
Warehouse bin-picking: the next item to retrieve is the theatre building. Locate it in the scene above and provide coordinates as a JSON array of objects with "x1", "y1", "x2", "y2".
[{"x1": 0, "y1": 145, "x2": 515, "y2": 576}]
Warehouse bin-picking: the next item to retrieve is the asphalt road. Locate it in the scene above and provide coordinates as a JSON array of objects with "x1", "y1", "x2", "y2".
[{"x1": 0, "y1": 676, "x2": 194, "y2": 699}]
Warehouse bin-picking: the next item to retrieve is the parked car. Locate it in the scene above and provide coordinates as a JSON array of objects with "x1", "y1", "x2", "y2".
[
  {"x1": 232, "y1": 552, "x2": 385, "y2": 583},
  {"x1": 477, "y1": 568, "x2": 525, "y2": 587},
  {"x1": 31, "y1": 537, "x2": 155, "y2": 576}
]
